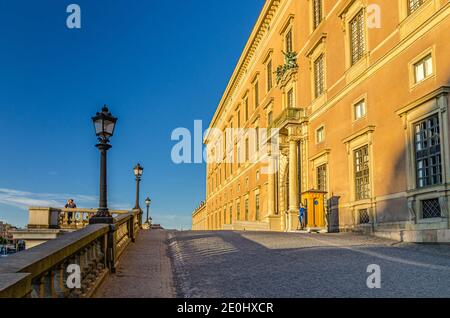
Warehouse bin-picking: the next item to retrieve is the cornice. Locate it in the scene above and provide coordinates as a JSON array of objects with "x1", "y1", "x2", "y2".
[{"x1": 205, "y1": 0, "x2": 284, "y2": 144}]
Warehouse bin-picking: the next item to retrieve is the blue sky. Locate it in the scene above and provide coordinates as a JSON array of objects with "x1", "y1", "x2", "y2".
[{"x1": 0, "y1": 0, "x2": 264, "y2": 229}]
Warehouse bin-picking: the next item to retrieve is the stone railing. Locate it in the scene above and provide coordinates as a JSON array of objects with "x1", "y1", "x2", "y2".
[
  {"x1": 0, "y1": 210, "x2": 141, "y2": 298},
  {"x1": 272, "y1": 107, "x2": 305, "y2": 130},
  {"x1": 27, "y1": 207, "x2": 134, "y2": 230}
]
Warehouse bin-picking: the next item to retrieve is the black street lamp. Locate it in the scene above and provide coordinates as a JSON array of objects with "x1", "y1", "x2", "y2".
[
  {"x1": 133, "y1": 163, "x2": 144, "y2": 211},
  {"x1": 145, "y1": 197, "x2": 152, "y2": 225},
  {"x1": 90, "y1": 106, "x2": 117, "y2": 224}
]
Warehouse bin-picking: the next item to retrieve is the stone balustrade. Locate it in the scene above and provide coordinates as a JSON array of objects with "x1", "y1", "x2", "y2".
[
  {"x1": 27, "y1": 207, "x2": 133, "y2": 230},
  {"x1": 0, "y1": 210, "x2": 141, "y2": 298}
]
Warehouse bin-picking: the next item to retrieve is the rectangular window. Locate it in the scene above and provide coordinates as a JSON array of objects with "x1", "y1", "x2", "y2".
[
  {"x1": 256, "y1": 127, "x2": 260, "y2": 152},
  {"x1": 317, "y1": 164, "x2": 327, "y2": 192},
  {"x1": 237, "y1": 109, "x2": 241, "y2": 128},
  {"x1": 255, "y1": 194, "x2": 260, "y2": 221},
  {"x1": 229, "y1": 206, "x2": 233, "y2": 223},
  {"x1": 422, "y1": 198, "x2": 441, "y2": 219},
  {"x1": 223, "y1": 208, "x2": 227, "y2": 225},
  {"x1": 314, "y1": 54, "x2": 325, "y2": 98},
  {"x1": 415, "y1": 114, "x2": 442, "y2": 188},
  {"x1": 408, "y1": 0, "x2": 424, "y2": 15},
  {"x1": 313, "y1": 0, "x2": 323, "y2": 29},
  {"x1": 354, "y1": 145, "x2": 370, "y2": 201},
  {"x1": 350, "y1": 10, "x2": 365, "y2": 65},
  {"x1": 268, "y1": 111, "x2": 273, "y2": 126},
  {"x1": 414, "y1": 54, "x2": 433, "y2": 84},
  {"x1": 354, "y1": 99, "x2": 366, "y2": 120},
  {"x1": 244, "y1": 97, "x2": 249, "y2": 122},
  {"x1": 237, "y1": 145, "x2": 241, "y2": 167},
  {"x1": 285, "y1": 29, "x2": 293, "y2": 53},
  {"x1": 267, "y1": 60, "x2": 273, "y2": 91},
  {"x1": 245, "y1": 138, "x2": 249, "y2": 162},
  {"x1": 237, "y1": 202, "x2": 241, "y2": 220},
  {"x1": 287, "y1": 88, "x2": 294, "y2": 109},
  {"x1": 254, "y1": 81, "x2": 259, "y2": 107},
  {"x1": 358, "y1": 209, "x2": 370, "y2": 224},
  {"x1": 245, "y1": 198, "x2": 249, "y2": 221},
  {"x1": 316, "y1": 126, "x2": 325, "y2": 144}
]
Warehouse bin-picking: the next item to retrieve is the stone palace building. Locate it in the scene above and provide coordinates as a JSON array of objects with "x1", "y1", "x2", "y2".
[{"x1": 193, "y1": 0, "x2": 450, "y2": 243}]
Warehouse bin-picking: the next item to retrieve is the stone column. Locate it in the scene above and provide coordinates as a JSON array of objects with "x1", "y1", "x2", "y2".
[
  {"x1": 267, "y1": 156, "x2": 276, "y2": 217},
  {"x1": 288, "y1": 137, "x2": 299, "y2": 231}
]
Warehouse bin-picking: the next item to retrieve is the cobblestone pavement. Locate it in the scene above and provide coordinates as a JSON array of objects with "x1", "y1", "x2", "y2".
[
  {"x1": 94, "y1": 229, "x2": 176, "y2": 298},
  {"x1": 168, "y1": 231, "x2": 450, "y2": 298}
]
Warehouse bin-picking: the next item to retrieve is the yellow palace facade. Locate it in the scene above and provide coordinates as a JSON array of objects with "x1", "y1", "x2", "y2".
[{"x1": 193, "y1": 0, "x2": 450, "y2": 243}]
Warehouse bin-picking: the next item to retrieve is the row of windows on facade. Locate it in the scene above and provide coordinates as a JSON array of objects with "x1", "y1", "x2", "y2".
[
  {"x1": 321, "y1": 113, "x2": 442, "y2": 220},
  {"x1": 217, "y1": 2, "x2": 433, "y2": 151},
  {"x1": 209, "y1": 1, "x2": 433, "y2": 195},
  {"x1": 311, "y1": 1, "x2": 430, "y2": 100},
  {"x1": 208, "y1": 193, "x2": 261, "y2": 227},
  {"x1": 315, "y1": 52, "x2": 433, "y2": 144},
  {"x1": 209, "y1": 110, "x2": 442, "y2": 226},
  {"x1": 319, "y1": 113, "x2": 442, "y2": 200}
]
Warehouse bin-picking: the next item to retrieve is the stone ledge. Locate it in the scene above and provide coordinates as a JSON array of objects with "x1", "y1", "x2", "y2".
[{"x1": 0, "y1": 273, "x2": 31, "y2": 298}]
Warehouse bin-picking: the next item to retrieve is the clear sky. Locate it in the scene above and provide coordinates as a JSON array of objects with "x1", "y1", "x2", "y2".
[{"x1": 0, "y1": 0, "x2": 264, "y2": 229}]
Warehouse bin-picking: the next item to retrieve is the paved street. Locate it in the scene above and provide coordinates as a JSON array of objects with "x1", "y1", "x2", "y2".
[
  {"x1": 168, "y1": 231, "x2": 450, "y2": 298},
  {"x1": 95, "y1": 230, "x2": 176, "y2": 298}
]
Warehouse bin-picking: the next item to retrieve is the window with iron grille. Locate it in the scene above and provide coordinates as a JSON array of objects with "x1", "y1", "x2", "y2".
[
  {"x1": 408, "y1": 0, "x2": 424, "y2": 15},
  {"x1": 317, "y1": 164, "x2": 327, "y2": 192},
  {"x1": 414, "y1": 114, "x2": 442, "y2": 188},
  {"x1": 349, "y1": 10, "x2": 365, "y2": 65},
  {"x1": 358, "y1": 209, "x2": 370, "y2": 224},
  {"x1": 267, "y1": 60, "x2": 273, "y2": 91},
  {"x1": 313, "y1": 0, "x2": 323, "y2": 30},
  {"x1": 314, "y1": 54, "x2": 325, "y2": 98},
  {"x1": 354, "y1": 145, "x2": 370, "y2": 201},
  {"x1": 255, "y1": 194, "x2": 260, "y2": 221},
  {"x1": 422, "y1": 198, "x2": 441, "y2": 219},
  {"x1": 245, "y1": 198, "x2": 249, "y2": 221},
  {"x1": 223, "y1": 209, "x2": 227, "y2": 225},
  {"x1": 285, "y1": 29, "x2": 293, "y2": 53},
  {"x1": 229, "y1": 206, "x2": 233, "y2": 223}
]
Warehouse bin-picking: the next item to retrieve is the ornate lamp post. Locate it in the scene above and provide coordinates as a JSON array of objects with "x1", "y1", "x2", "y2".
[
  {"x1": 133, "y1": 163, "x2": 144, "y2": 211},
  {"x1": 90, "y1": 106, "x2": 117, "y2": 224},
  {"x1": 145, "y1": 197, "x2": 152, "y2": 226}
]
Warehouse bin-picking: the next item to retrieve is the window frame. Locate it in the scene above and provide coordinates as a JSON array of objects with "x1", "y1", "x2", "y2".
[
  {"x1": 349, "y1": 9, "x2": 366, "y2": 66},
  {"x1": 316, "y1": 126, "x2": 325, "y2": 144},
  {"x1": 413, "y1": 113, "x2": 442, "y2": 189},
  {"x1": 312, "y1": 0, "x2": 323, "y2": 30},
  {"x1": 354, "y1": 145, "x2": 371, "y2": 201},
  {"x1": 314, "y1": 54, "x2": 325, "y2": 98}
]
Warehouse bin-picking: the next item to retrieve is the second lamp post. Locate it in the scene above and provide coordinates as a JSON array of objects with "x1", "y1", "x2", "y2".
[{"x1": 133, "y1": 163, "x2": 144, "y2": 212}]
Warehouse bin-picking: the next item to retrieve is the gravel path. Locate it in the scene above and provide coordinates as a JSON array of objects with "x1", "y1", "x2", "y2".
[{"x1": 168, "y1": 231, "x2": 450, "y2": 298}]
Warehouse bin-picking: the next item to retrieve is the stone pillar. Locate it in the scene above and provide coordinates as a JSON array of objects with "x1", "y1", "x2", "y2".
[
  {"x1": 267, "y1": 156, "x2": 276, "y2": 217},
  {"x1": 288, "y1": 137, "x2": 299, "y2": 231}
]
